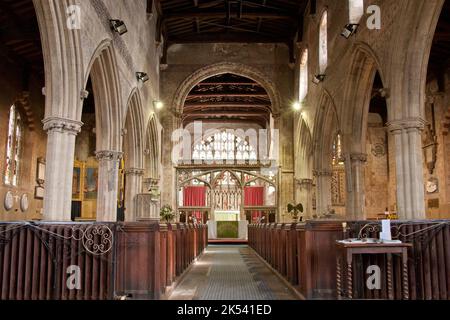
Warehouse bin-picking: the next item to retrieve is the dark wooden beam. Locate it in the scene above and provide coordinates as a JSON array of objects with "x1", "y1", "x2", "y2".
[
  {"x1": 195, "y1": 81, "x2": 260, "y2": 86},
  {"x1": 164, "y1": 11, "x2": 297, "y2": 21},
  {"x1": 168, "y1": 33, "x2": 288, "y2": 44},
  {"x1": 186, "y1": 93, "x2": 270, "y2": 99},
  {"x1": 184, "y1": 103, "x2": 270, "y2": 110}
]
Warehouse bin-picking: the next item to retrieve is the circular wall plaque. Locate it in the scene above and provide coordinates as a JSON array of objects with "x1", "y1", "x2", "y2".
[
  {"x1": 20, "y1": 194, "x2": 29, "y2": 212},
  {"x1": 4, "y1": 191, "x2": 14, "y2": 211}
]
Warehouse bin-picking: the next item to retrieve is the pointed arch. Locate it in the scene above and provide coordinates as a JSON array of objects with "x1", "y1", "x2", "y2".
[
  {"x1": 341, "y1": 42, "x2": 384, "y2": 154},
  {"x1": 172, "y1": 62, "x2": 281, "y2": 117},
  {"x1": 145, "y1": 116, "x2": 161, "y2": 180},
  {"x1": 124, "y1": 89, "x2": 145, "y2": 170},
  {"x1": 84, "y1": 40, "x2": 123, "y2": 152}
]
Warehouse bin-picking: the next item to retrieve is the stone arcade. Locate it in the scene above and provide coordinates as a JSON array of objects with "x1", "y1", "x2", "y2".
[{"x1": 0, "y1": 0, "x2": 449, "y2": 301}]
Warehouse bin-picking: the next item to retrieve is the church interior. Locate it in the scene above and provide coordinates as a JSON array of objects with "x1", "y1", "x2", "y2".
[{"x1": 0, "y1": 0, "x2": 449, "y2": 302}]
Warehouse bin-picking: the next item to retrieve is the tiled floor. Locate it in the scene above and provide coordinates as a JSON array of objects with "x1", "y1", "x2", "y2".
[{"x1": 168, "y1": 245, "x2": 298, "y2": 300}]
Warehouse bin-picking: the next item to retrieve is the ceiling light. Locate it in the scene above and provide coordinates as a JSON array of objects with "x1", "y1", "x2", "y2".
[
  {"x1": 136, "y1": 72, "x2": 149, "y2": 83},
  {"x1": 341, "y1": 24, "x2": 359, "y2": 39},
  {"x1": 292, "y1": 102, "x2": 302, "y2": 111},
  {"x1": 153, "y1": 100, "x2": 164, "y2": 110},
  {"x1": 313, "y1": 74, "x2": 326, "y2": 84},
  {"x1": 110, "y1": 19, "x2": 128, "y2": 35}
]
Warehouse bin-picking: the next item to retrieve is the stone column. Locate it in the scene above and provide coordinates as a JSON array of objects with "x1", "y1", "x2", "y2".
[
  {"x1": 295, "y1": 178, "x2": 313, "y2": 219},
  {"x1": 388, "y1": 118, "x2": 426, "y2": 220},
  {"x1": 96, "y1": 150, "x2": 123, "y2": 222},
  {"x1": 42, "y1": 117, "x2": 82, "y2": 221},
  {"x1": 314, "y1": 170, "x2": 333, "y2": 216},
  {"x1": 346, "y1": 153, "x2": 367, "y2": 220},
  {"x1": 124, "y1": 168, "x2": 144, "y2": 222}
]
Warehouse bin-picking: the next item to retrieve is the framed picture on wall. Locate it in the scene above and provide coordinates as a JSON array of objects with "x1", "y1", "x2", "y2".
[
  {"x1": 36, "y1": 157, "x2": 46, "y2": 185},
  {"x1": 35, "y1": 186, "x2": 44, "y2": 199}
]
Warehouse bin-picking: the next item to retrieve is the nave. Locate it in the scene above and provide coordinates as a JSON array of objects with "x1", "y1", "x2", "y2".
[{"x1": 168, "y1": 245, "x2": 298, "y2": 301}]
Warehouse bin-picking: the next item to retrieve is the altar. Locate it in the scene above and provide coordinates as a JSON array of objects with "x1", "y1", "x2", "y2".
[{"x1": 207, "y1": 220, "x2": 248, "y2": 240}]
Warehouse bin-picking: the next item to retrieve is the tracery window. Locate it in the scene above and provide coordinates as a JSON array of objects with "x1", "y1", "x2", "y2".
[
  {"x1": 299, "y1": 49, "x2": 309, "y2": 102},
  {"x1": 319, "y1": 11, "x2": 328, "y2": 74},
  {"x1": 192, "y1": 131, "x2": 257, "y2": 162},
  {"x1": 5, "y1": 105, "x2": 22, "y2": 186}
]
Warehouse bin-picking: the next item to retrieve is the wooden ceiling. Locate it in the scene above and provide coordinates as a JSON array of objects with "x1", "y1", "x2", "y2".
[
  {"x1": 0, "y1": 0, "x2": 43, "y2": 82},
  {"x1": 156, "y1": 0, "x2": 310, "y2": 63},
  {"x1": 183, "y1": 73, "x2": 271, "y2": 127},
  {"x1": 428, "y1": 0, "x2": 450, "y2": 86}
]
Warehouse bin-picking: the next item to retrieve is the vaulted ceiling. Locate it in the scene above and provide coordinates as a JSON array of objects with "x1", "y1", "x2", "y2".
[
  {"x1": 183, "y1": 73, "x2": 271, "y2": 127},
  {"x1": 155, "y1": 0, "x2": 310, "y2": 63}
]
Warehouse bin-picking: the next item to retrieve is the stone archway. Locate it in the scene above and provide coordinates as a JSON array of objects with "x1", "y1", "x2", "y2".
[
  {"x1": 84, "y1": 41, "x2": 124, "y2": 222},
  {"x1": 123, "y1": 89, "x2": 145, "y2": 221},
  {"x1": 340, "y1": 43, "x2": 383, "y2": 219},
  {"x1": 294, "y1": 117, "x2": 314, "y2": 218},
  {"x1": 312, "y1": 91, "x2": 340, "y2": 217},
  {"x1": 33, "y1": 0, "x2": 85, "y2": 221},
  {"x1": 172, "y1": 62, "x2": 281, "y2": 117}
]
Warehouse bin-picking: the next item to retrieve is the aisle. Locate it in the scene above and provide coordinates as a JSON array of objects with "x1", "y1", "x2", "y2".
[{"x1": 168, "y1": 245, "x2": 299, "y2": 300}]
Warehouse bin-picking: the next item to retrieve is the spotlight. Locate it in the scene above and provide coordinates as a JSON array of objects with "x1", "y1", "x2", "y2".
[
  {"x1": 110, "y1": 19, "x2": 128, "y2": 35},
  {"x1": 292, "y1": 102, "x2": 301, "y2": 111},
  {"x1": 153, "y1": 100, "x2": 164, "y2": 110},
  {"x1": 312, "y1": 74, "x2": 326, "y2": 84},
  {"x1": 341, "y1": 24, "x2": 359, "y2": 39},
  {"x1": 136, "y1": 72, "x2": 149, "y2": 83}
]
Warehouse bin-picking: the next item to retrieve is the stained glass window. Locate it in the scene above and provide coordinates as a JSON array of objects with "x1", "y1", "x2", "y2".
[
  {"x1": 5, "y1": 105, "x2": 22, "y2": 186},
  {"x1": 192, "y1": 131, "x2": 257, "y2": 162}
]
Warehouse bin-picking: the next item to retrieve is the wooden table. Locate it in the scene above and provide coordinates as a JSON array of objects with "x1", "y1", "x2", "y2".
[{"x1": 335, "y1": 242, "x2": 412, "y2": 300}]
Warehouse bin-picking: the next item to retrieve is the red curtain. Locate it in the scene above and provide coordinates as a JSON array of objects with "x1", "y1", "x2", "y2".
[
  {"x1": 183, "y1": 186, "x2": 207, "y2": 222},
  {"x1": 244, "y1": 187, "x2": 264, "y2": 223}
]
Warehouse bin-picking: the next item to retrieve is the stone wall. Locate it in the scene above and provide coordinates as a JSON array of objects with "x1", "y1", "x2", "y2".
[{"x1": 0, "y1": 59, "x2": 46, "y2": 221}]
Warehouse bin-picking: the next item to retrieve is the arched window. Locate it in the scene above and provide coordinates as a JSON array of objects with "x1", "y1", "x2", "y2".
[
  {"x1": 319, "y1": 11, "x2": 328, "y2": 73},
  {"x1": 5, "y1": 105, "x2": 23, "y2": 186},
  {"x1": 192, "y1": 131, "x2": 257, "y2": 162},
  {"x1": 299, "y1": 49, "x2": 309, "y2": 102},
  {"x1": 349, "y1": 0, "x2": 364, "y2": 24}
]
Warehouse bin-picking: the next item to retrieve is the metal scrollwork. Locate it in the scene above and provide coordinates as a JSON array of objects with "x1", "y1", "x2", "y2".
[{"x1": 80, "y1": 225, "x2": 113, "y2": 255}]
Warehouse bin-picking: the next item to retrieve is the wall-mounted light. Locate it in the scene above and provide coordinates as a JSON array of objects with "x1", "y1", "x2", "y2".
[
  {"x1": 292, "y1": 102, "x2": 302, "y2": 111},
  {"x1": 136, "y1": 72, "x2": 149, "y2": 83},
  {"x1": 341, "y1": 24, "x2": 359, "y2": 39},
  {"x1": 312, "y1": 74, "x2": 326, "y2": 84},
  {"x1": 110, "y1": 19, "x2": 128, "y2": 35},
  {"x1": 153, "y1": 100, "x2": 164, "y2": 110}
]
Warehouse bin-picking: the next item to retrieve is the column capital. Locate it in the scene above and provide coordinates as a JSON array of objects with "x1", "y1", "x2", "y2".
[
  {"x1": 295, "y1": 178, "x2": 313, "y2": 187},
  {"x1": 313, "y1": 169, "x2": 333, "y2": 177},
  {"x1": 42, "y1": 117, "x2": 83, "y2": 135},
  {"x1": 387, "y1": 117, "x2": 426, "y2": 133},
  {"x1": 95, "y1": 150, "x2": 123, "y2": 161},
  {"x1": 350, "y1": 153, "x2": 368, "y2": 163},
  {"x1": 125, "y1": 168, "x2": 145, "y2": 176}
]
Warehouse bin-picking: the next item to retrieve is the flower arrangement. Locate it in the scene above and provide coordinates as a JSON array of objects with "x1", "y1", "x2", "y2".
[{"x1": 160, "y1": 205, "x2": 175, "y2": 223}]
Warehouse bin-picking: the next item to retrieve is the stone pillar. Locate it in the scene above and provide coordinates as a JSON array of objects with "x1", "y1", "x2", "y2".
[
  {"x1": 43, "y1": 117, "x2": 82, "y2": 221},
  {"x1": 314, "y1": 170, "x2": 333, "y2": 216},
  {"x1": 96, "y1": 150, "x2": 123, "y2": 222},
  {"x1": 124, "y1": 168, "x2": 144, "y2": 222},
  {"x1": 346, "y1": 153, "x2": 367, "y2": 220},
  {"x1": 388, "y1": 119, "x2": 426, "y2": 220},
  {"x1": 295, "y1": 178, "x2": 313, "y2": 219}
]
